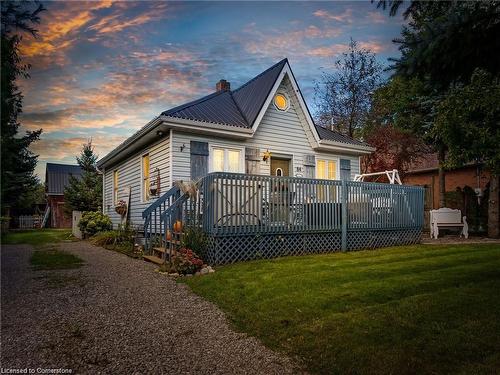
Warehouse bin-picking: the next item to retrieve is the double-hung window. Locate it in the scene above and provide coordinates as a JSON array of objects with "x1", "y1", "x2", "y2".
[
  {"x1": 316, "y1": 158, "x2": 338, "y2": 200},
  {"x1": 142, "y1": 154, "x2": 150, "y2": 202},
  {"x1": 210, "y1": 146, "x2": 244, "y2": 173},
  {"x1": 316, "y1": 159, "x2": 338, "y2": 180}
]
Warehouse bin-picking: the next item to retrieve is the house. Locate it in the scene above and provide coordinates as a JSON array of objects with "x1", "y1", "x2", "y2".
[
  {"x1": 98, "y1": 59, "x2": 373, "y2": 227},
  {"x1": 404, "y1": 153, "x2": 499, "y2": 235},
  {"x1": 45, "y1": 163, "x2": 83, "y2": 228},
  {"x1": 97, "y1": 59, "x2": 424, "y2": 263}
]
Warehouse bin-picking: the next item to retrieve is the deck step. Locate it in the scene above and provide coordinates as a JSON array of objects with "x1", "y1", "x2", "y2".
[
  {"x1": 153, "y1": 247, "x2": 166, "y2": 253},
  {"x1": 165, "y1": 240, "x2": 182, "y2": 245},
  {"x1": 143, "y1": 255, "x2": 164, "y2": 265}
]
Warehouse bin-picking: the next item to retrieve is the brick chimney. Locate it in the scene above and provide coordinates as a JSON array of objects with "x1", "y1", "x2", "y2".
[{"x1": 216, "y1": 79, "x2": 230, "y2": 92}]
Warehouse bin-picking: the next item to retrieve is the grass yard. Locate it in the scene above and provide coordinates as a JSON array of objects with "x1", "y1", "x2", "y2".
[
  {"x1": 30, "y1": 248, "x2": 84, "y2": 270},
  {"x1": 1, "y1": 229, "x2": 73, "y2": 247},
  {"x1": 185, "y1": 244, "x2": 500, "y2": 375}
]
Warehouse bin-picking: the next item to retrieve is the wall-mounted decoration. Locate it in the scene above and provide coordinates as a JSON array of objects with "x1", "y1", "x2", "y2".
[
  {"x1": 262, "y1": 149, "x2": 271, "y2": 162},
  {"x1": 149, "y1": 167, "x2": 161, "y2": 196}
]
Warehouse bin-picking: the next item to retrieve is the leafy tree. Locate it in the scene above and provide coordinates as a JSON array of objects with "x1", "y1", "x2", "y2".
[
  {"x1": 1, "y1": 1, "x2": 45, "y2": 212},
  {"x1": 362, "y1": 76, "x2": 430, "y2": 174},
  {"x1": 361, "y1": 123, "x2": 428, "y2": 177},
  {"x1": 17, "y1": 181, "x2": 45, "y2": 210},
  {"x1": 376, "y1": 0, "x2": 500, "y2": 208},
  {"x1": 314, "y1": 39, "x2": 382, "y2": 138},
  {"x1": 436, "y1": 70, "x2": 500, "y2": 175},
  {"x1": 64, "y1": 141, "x2": 103, "y2": 212}
]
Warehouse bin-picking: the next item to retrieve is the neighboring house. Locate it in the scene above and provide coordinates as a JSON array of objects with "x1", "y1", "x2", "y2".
[
  {"x1": 97, "y1": 59, "x2": 375, "y2": 228},
  {"x1": 403, "y1": 153, "x2": 496, "y2": 232},
  {"x1": 45, "y1": 163, "x2": 83, "y2": 228}
]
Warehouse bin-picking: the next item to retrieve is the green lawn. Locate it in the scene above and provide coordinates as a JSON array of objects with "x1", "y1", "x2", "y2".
[
  {"x1": 1, "y1": 229, "x2": 73, "y2": 247},
  {"x1": 30, "y1": 248, "x2": 84, "y2": 270},
  {"x1": 184, "y1": 244, "x2": 500, "y2": 374}
]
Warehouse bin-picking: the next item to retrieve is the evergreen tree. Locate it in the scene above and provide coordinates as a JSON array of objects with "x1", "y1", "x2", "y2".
[
  {"x1": 64, "y1": 141, "x2": 103, "y2": 212},
  {"x1": 436, "y1": 70, "x2": 500, "y2": 175},
  {"x1": 1, "y1": 1, "x2": 45, "y2": 212}
]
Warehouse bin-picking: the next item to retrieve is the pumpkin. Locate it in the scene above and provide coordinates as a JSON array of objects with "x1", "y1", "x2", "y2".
[
  {"x1": 165, "y1": 230, "x2": 172, "y2": 241},
  {"x1": 173, "y1": 220, "x2": 183, "y2": 233}
]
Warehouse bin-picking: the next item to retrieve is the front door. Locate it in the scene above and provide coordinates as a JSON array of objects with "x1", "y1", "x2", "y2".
[{"x1": 270, "y1": 158, "x2": 290, "y2": 177}]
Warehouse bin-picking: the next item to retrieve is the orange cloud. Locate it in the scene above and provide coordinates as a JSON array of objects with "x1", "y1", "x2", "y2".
[
  {"x1": 20, "y1": 1, "x2": 113, "y2": 61},
  {"x1": 245, "y1": 25, "x2": 343, "y2": 58},
  {"x1": 32, "y1": 134, "x2": 128, "y2": 179},
  {"x1": 358, "y1": 41, "x2": 386, "y2": 53},
  {"x1": 313, "y1": 9, "x2": 353, "y2": 23},
  {"x1": 20, "y1": 47, "x2": 209, "y2": 137},
  {"x1": 306, "y1": 44, "x2": 349, "y2": 58},
  {"x1": 32, "y1": 135, "x2": 126, "y2": 162},
  {"x1": 20, "y1": 1, "x2": 170, "y2": 68},
  {"x1": 366, "y1": 11, "x2": 387, "y2": 24}
]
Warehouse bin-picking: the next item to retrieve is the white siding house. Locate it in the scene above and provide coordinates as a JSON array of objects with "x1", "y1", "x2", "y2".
[{"x1": 98, "y1": 59, "x2": 374, "y2": 229}]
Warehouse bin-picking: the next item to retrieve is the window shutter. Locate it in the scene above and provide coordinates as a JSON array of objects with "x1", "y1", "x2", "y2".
[
  {"x1": 245, "y1": 147, "x2": 260, "y2": 174},
  {"x1": 190, "y1": 141, "x2": 208, "y2": 180},
  {"x1": 303, "y1": 154, "x2": 315, "y2": 179},
  {"x1": 340, "y1": 159, "x2": 351, "y2": 180}
]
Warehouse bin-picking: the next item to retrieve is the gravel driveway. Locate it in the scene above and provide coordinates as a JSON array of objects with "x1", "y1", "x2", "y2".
[{"x1": 1, "y1": 241, "x2": 302, "y2": 374}]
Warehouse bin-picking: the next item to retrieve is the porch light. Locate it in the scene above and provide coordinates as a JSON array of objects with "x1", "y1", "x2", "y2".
[{"x1": 262, "y1": 149, "x2": 271, "y2": 162}]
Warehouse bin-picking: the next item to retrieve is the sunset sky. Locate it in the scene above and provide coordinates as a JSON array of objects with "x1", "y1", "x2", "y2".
[{"x1": 18, "y1": 1, "x2": 405, "y2": 180}]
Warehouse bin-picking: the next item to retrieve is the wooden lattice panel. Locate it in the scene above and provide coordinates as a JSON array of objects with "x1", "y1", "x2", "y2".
[{"x1": 207, "y1": 229, "x2": 421, "y2": 264}]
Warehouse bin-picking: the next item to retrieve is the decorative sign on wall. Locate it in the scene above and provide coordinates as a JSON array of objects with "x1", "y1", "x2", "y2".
[{"x1": 150, "y1": 167, "x2": 161, "y2": 197}]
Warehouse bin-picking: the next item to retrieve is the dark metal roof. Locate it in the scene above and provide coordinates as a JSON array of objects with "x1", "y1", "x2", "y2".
[
  {"x1": 161, "y1": 59, "x2": 367, "y2": 147},
  {"x1": 315, "y1": 125, "x2": 368, "y2": 146},
  {"x1": 232, "y1": 59, "x2": 287, "y2": 126},
  {"x1": 162, "y1": 91, "x2": 248, "y2": 127},
  {"x1": 45, "y1": 163, "x2": 83, "y2": 195},
  {"x1": 162, "y1": 59, "x2": 288, "y2": 128}
]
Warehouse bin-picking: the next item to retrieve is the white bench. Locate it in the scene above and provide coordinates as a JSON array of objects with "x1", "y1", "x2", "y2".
[{"x1": 430, "y1": 208, "x2": 468, "y2": 239}]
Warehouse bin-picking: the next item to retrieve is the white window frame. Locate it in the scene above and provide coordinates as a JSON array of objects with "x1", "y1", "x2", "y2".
[
  {"x1": 141, "y1": 153, "x2": 150, "y2": 203},
  {"x1": 316, "y1": 157, "x2": 340, "y2": 180},
  {"x1": 113, "y1": 169, "x2": 119, "y2": 205},
  {"x1": 209, "y1": 144, "x2": 245, "y2": 173}
]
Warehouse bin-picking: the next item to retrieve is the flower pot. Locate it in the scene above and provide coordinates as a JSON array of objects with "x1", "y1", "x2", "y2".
[
  {"x1": 115, "y1": 205, "x2": 127, "y2": 216},
  {"x1": 173, "y1": 220, "x2": 183, "y2": 233},
  {"x1": 149, "y1": 187, "x2": 158, "y2": 196}
]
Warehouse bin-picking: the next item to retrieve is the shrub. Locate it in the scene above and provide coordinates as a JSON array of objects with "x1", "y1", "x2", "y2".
[
  {"x1": 90, "y1": 230, "x2": 120, "y2": 246},
  {"x1": 90, "y1": 225, "x2": 141, "y2": 258},
  {"x1": 0, "y1": 216, "x2": 11, "y2": 233},
  {"x1": 79, "y1": 211, "x2": 112, "y2": 237},
  {"x1": 162, "y1": 248, "x2": 204, "y2": 275},
  {"x1": 181, "y1": 226, "x2": 207, "y2": 261}
]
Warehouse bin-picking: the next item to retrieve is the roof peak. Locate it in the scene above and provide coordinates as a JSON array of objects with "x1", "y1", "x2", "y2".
[
  {"x1": 162, "y1": 58, "x2": 289, "y2": 128},
  {"x1": 233, "y1": 58, "x2": 288, "y2": 93}
]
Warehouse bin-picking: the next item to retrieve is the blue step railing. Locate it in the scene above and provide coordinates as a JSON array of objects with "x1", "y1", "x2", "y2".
[
  {"x1": 142, "y1": 184, "x2": 181, "y2": 253},
  {"x1": 160, "y1": 178, "x2": 206, "y2": 246}
]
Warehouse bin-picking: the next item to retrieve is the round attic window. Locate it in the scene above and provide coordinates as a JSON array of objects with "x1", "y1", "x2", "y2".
[{"x1": 274, "y1": 93, "x2": 289, "y2": 111}]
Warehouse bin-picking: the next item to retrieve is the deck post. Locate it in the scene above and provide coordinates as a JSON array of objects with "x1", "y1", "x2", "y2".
[{"x1": 341, "y1": 180, "x2": 348, "y2": 252}]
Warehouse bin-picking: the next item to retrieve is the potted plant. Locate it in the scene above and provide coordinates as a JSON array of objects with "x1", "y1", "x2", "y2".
[{"x1": 115, "y1": 199, "x2": 127, "y2": 217}]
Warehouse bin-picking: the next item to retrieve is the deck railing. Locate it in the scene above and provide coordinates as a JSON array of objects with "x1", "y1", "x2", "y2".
[
  {"x1": 152, "y1": 172, "x2": 424, "y2": 263},
  {"x1": 202, "y1": 173, "x2": 344, "y2": 235},
  {"x1": 201, "y1": 172, "x2": 424, "y2": 238}
]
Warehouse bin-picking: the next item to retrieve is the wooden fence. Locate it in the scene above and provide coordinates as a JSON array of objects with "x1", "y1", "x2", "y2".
[{"x1": 18, "y1": 215, "x2": 42, "y2": 229}]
